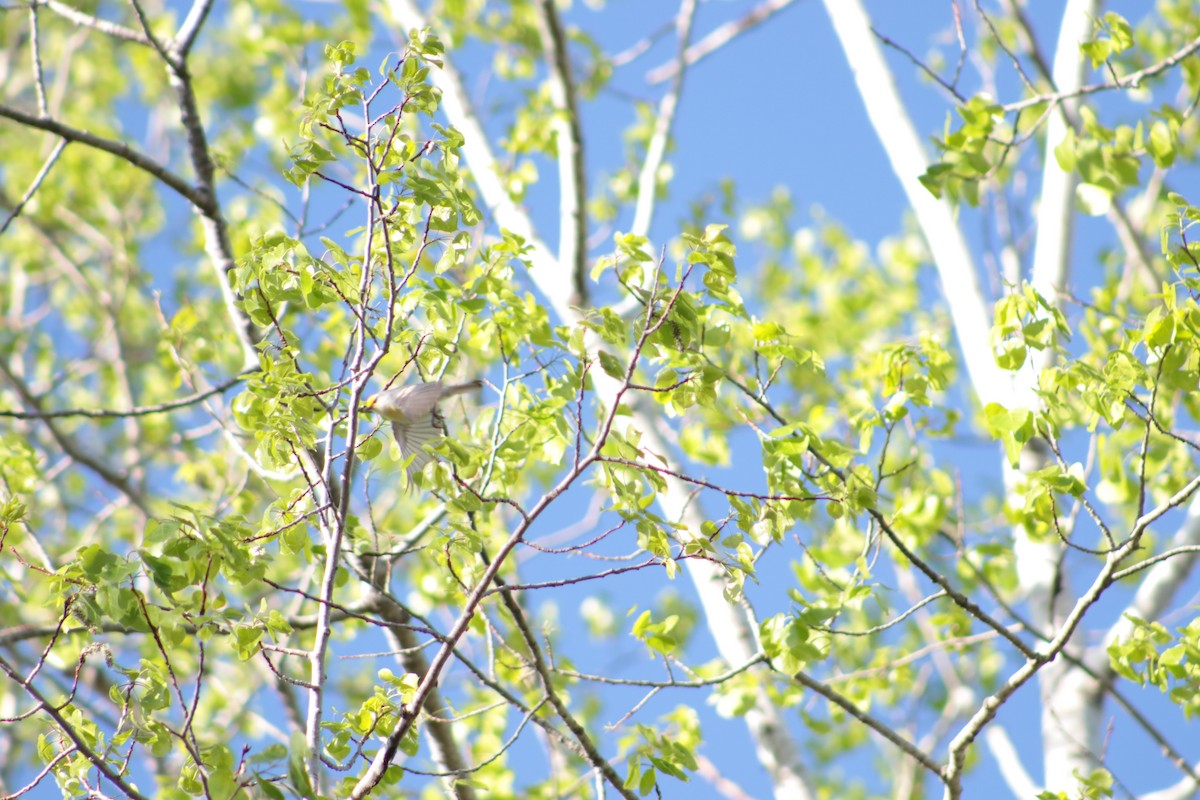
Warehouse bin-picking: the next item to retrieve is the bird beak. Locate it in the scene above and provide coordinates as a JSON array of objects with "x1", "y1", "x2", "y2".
[{"x1": 359, "y1": 396, "x2": 376, "y2": 414}]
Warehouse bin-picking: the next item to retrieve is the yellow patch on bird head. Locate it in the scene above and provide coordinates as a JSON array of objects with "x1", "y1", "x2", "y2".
[{"x1": 359, "y1": 394, "x2": 379, "y2": 413}]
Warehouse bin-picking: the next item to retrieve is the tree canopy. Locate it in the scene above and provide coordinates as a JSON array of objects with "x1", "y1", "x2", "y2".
[{"x1": 2, "y1": 1, "x2": 1200, "y2": 799}]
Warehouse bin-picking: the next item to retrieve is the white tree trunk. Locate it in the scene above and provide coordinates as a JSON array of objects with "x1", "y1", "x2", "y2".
[
  {"x1": 822, "y1": 0, "x2": 1111, "y2": 794},
  {"x1": 1021, "y1": 1, "x2": 1102, "y2": 792}
]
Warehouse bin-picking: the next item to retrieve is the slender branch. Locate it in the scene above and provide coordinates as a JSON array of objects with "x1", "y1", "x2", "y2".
[
  {"x1": 788, "y1": 668, "x2": 945, "y2": 779},
  {"x1": 1001, "y1": 32, "x2": 1200, "y2": 115},
  {"x1": 1108, "y1": 541, "x2": 1200, "y2": 583},
  {"x1": 0, "y1": 375, "x2": 244, "y2": 419},
  {"x1": 0, "y1": 137, "x2": 66, "y2": 235},
  {"x1": 0, "y1": 360, "x2": 151, "y2": 515},
  {"x1": 870, "y1": 25, "x2": 966, "y2": 103},
  {"x1": 0, "y1": 103, "x2": 202, "y2": 205},
  {"x1": 358, "y1": 557, "x2": 478, "y2": 800},
  {"x1": 646, "y1": 0, "x2": 798, "y2": 84},
  {"x1": 975, "y1": 0, "x2": 1040, "y2": 95},
  {"x1": 828, "y1": 629, "x2": 1005, "y2": 685},
  {"x1": 33, "y1": 0, "x2": 149, "y2": 44},
  {"x1": 491, "y1": 563, "x2": 638, "y2": 800},
  {"x1": 560, "y1": 653, "x2": 767, "y2": 689},
  {"x1": 816, "y1": 591, "x2": 948, "y2": 636}
]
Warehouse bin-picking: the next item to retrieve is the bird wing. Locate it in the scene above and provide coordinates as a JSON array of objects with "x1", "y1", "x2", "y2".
[
  {"x1": 389, "y1": 382, "x2": 446, "y2": 421},
  {"x1": 391, "y1": 410, "x2": 445, "y2": 483}
]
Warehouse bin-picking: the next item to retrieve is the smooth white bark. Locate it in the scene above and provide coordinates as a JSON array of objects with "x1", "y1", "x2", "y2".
[
  {"x1": 984, "y1": 726, "x2": 1040, "y2": 798},
  {"x1": 820, "y1": 0, "x2": 1110, "y2": 795},
  {"x1": 821, "y1": 0, "x2": 1011, "y2": 410},
  {"x1": 1020, "y1": 2, "x2": 1101, "y2": 792}
]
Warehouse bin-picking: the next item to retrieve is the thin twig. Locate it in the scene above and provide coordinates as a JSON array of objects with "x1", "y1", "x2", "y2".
[
  {"x1": 646, "y1": 0, "x2": 799, "y2": 84},
  {"x1": 1003, "y1": 32, "x2": 1200, "y2": 115},
  {"x1": 0, "y1": 104, "x2": 201, "y2": 205},
  {"x1": 0, "y1": 137, "x2": 66, "y2": 235},
  {"x1": 0, "y1": 375, "x2": 244, "y2": 419}
]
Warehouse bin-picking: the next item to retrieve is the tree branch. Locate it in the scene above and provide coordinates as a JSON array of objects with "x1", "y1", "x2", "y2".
[
  {"x1": 646, "y1": 0, "x2": 799, "y2": 85},
  {"x1": 0, "y1": 359, "x2": 152, "y2": 516},
  {"x1": 0, "y1": 376, "x2": 244, "y2": 419},
  {"x1": 631, "y1": 0, "x2": 697, "y2": 241},
  {"x1": 534, "y1": 0, "x2": 589, "y2": 306},
  {"x1": 33, "y1": 0, "x2": 149, "y2": 44},
  {"x1": 0, "y1": 137, "x2": 66, "y2": 236},
  {"x1": 0, "y1": 103, "x2": 202, "y2": 205},
  {"x1": 789, "y1": 668, "x2": 944, "y2": 779},
  {"x1": 359, "y1": 556, "x2": 478, "y2": 800},
  {"x1": 491, "y1": 561, "x2": 638, "y2": 800},
  {"x1": 1001, "y1": 32, "x2": 1200, "y2": 115},
  {"x1": 0, "y1": 652, "x2": 151, "y2": 800}
]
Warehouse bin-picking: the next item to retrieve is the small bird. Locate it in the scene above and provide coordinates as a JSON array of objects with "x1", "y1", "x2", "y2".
[{"x1": 359, "y1": 380, "x2": 482, "y2": 483}]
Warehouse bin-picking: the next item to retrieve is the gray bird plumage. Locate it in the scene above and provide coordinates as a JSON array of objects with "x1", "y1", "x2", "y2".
[{"x1": 361, "y1": 380, "x2": 482, "y2": 484}]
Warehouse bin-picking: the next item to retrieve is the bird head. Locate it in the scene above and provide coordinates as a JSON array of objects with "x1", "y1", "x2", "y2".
[{"x1": 359, "y1": 393, "x2": 380, "y2": 414}]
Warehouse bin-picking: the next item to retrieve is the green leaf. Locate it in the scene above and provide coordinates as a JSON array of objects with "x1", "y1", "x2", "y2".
[
  {"x1": 983, "y1": 403, "x2": 1036, "y2": 466},
  {"x1": 1148, "y1": 120, "x2": 1175, "y2": 168},
  {"x1": 597, "y1": 350, "x2": 624, "y2": 379},
  {"x1": 287, "y1": 733, "x2": 316, "y2": 799},
  {"x1": 1053, "y1": 128, "x2": 1076, "y2": 172}
]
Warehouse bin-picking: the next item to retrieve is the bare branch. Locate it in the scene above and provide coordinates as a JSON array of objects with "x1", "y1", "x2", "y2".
[
  {"x1": 0, "y1": 375, "x2": 244, "y2": 419},
  {"x1": 788, "y1": 668, "x2": 945, "y2": 780},
  {"x1": 0, "y1": 137, "x2": 66, "y2": 235},
  {"x1": 0, "y1": 103, "x2": 202, "y2": 205},
  {"x1": 870, "y1": 25, "x2": 967, "y2": 103},
  {"x1": 33, "y1": 0, "x2": 149, "y2": 44},
  {"x1": 646, "y1": 0, "x2": 799, "y2": 84},
  {"x1": 1001, "y1": 32, "x2": 1200, "y2": 115}
]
